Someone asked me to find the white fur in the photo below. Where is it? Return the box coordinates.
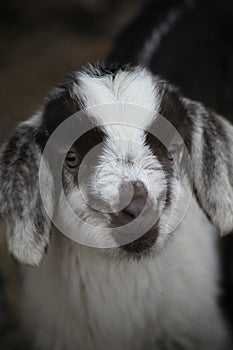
[21,198,229,350]
[77,67,159,114]
[76,67,160,141]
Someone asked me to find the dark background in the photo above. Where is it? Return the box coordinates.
[0,1,143,348]
[1,1,233,349]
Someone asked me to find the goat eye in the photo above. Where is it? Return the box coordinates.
[167,145,177,160]
[65,151,79,168]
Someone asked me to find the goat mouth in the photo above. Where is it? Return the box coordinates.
[110,211,160,254]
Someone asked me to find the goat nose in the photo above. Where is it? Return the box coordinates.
[120,181,148,219]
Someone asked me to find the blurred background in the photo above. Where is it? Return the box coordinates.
[0,1,144,348]
[1,0,233,349]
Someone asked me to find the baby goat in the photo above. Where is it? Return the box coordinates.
[0,63,232,350]
[1,1,233,349]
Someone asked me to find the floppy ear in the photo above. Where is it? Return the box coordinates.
[0,115,54,266]
[184,98,233,234]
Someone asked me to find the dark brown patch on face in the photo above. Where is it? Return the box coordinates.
[42,73,107,194]
[62,125,106,191]
[122,227,159,255]
[145,83,193,208]
[145,132,174,208]
[43,74,81,135]
[158,82,188,137]
[69,126,106,188]
[42,72,107,156]
[74,126,106,160]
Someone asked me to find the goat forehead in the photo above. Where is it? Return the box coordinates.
[74,68,160,132]
[101,137,154,164]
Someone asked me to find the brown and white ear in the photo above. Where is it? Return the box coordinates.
[0,115,54,266]
[185,99,233,234]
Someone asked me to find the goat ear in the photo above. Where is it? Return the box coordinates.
[185,99,233,234]
[0,116,54,266]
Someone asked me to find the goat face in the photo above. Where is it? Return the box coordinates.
[1,63,233,265]
[41,64,190,258]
